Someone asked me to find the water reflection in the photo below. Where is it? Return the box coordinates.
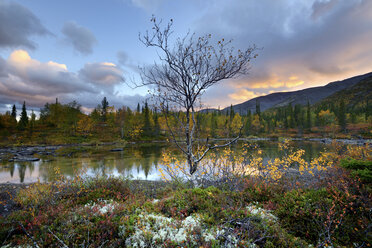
[0,141,330,183]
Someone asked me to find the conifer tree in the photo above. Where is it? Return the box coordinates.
[153,112,160,137]
[11,104,17,122]
[143,102,152,136]
[244,110,252,136]
[229,104,235,121]
[29,110,36,134]
[288,103,294,128]
[256,99,261,117]
[338,99,346,132]
[365,99,370,121]
[210,112,218,137]
[18,101,28,130]
[306,100,311,130]
[101,97,109,122]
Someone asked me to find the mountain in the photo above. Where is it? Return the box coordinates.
[222,72,372,114]
[318,74,372,109]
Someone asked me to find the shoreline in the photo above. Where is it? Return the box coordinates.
[0,137,370,163]
[0,136,370,149]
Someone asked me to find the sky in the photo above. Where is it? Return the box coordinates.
[0,0,372,114]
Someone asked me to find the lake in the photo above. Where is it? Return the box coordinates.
[0,140,334,183]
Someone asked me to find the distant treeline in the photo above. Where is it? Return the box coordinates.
[0,96,371,144]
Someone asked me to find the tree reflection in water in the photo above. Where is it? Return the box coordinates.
[0,141,328,183]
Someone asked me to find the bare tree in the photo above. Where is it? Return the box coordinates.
[139,17,257,179]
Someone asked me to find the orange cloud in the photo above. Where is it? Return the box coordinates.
[8,50,68,72]
[236,75,305,90]
[228,89,264,101]
[286,80,304,88]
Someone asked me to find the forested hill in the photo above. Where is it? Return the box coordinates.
[318,75,372,110]
[220,72,372,114]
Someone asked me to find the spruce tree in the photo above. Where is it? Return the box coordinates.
[256,99,261,116]
[11,104,17,121]
[101,97,109,122]
[306,100,311,130]
[229,104,235,121]
[338,99,346,132]
[244,110,252,136]
[365,99,370,121]
[143,102,152,137]
[210,112,218,137]
[30,110,36,134]
[153,112,160,137]
[18,101,28,130]
[288,103,294,128]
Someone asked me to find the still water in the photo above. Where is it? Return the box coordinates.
[0,141,331,183]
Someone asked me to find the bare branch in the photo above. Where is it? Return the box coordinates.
[138,17,257,177]
[196,125,243,164]
[48,229,68,248]
[18,222,40,248]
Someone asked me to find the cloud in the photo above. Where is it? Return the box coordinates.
[0,0,50,49]
[194,0,372,107]
[79,62,125,90]
[0,50,129,110]
[0,50,92,106]
[228,89,264,102]
[62,21,97,55]
[64,92,147,111]
[237,76,305,90]
[0,56,7,77]
[117,51,129,65]
[129,0,165,12]
[116,50,140,73]
[312,0,339,20]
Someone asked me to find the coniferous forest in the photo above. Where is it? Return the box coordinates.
[0,93,371,145]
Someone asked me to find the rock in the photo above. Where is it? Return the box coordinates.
[110,148,124,152]
[10,157,40,162]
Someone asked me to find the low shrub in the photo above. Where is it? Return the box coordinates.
[340,158,372,183]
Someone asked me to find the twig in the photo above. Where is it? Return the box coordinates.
[18,222,40,248]
[98,240,108,248]
[48,228,69,248]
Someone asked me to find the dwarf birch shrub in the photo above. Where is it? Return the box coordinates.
[159,140,336,187]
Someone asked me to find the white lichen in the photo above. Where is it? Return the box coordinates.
[121,212,221,247]
[84,199,117,215]
[246,203,277,222]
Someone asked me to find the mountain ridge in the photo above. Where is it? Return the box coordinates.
[214,72,372,114]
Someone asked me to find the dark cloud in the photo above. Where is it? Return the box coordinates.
[62,21,97,55]
[196,0,372,106]
[0,0,50,49]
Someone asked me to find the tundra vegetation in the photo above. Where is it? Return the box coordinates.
[0,141,371,247]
